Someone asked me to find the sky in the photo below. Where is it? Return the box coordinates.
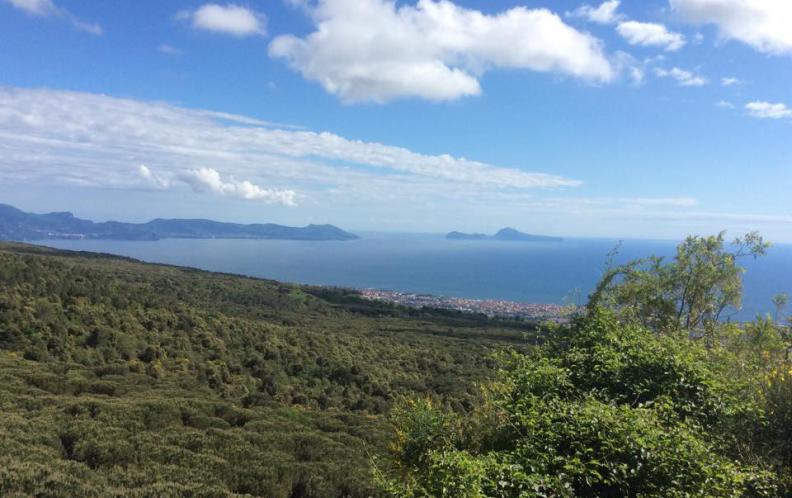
[0,0,790,241]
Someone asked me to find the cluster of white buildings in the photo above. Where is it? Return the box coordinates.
[359,289,572,320]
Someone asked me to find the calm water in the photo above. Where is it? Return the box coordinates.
[35,234,792,321]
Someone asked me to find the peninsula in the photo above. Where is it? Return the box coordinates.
[0,203,359,241]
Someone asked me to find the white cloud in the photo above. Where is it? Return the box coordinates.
[745,101,792,119]
[569,0,624,24]
[4,0,56,15]
[140,164,296,205]
[178,168,297,205]
[70,19,102,35]
[269,0,615,103]
[158,44,183,56]
[138,165,170,188]
[670,0,792,55]
[4,0,102,34]
[616,21,686,51]
[612,51,647,84]
[180,3,266,37]
[654,67,708,86]
[721,76,740,86]
[716,100,735,108]
[0,87,581,212]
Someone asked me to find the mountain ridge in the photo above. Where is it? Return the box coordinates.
[0,203,359,241]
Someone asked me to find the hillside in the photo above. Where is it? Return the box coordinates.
[0,242,530,497]
[0,204,359,241]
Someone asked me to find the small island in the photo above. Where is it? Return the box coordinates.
[0,203,359,242]
[446,227,562,242]
[446,231,488,240]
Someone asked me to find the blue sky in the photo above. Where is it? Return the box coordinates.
[0,0,790,240]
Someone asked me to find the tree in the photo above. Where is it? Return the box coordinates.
[772,293,789,323]
[379,310,778,497]
[588,232,769,333]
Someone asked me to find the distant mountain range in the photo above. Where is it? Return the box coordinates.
[0,204,359,241]
[446,227,562,242]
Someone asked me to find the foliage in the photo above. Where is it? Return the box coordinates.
[588,231,769,333]
[383,232,792,497]
[0,242,530,497]
[381,310,782,497]
[3,236,790,497]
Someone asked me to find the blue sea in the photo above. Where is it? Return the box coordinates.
[34,233,792,321]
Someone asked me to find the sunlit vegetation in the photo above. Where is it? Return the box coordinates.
[381,233,792,497]
[2,235,790,497]
[0,242,531,497]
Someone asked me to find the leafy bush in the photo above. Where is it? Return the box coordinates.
[381,310,780,497]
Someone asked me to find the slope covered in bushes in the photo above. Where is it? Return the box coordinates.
[0,242,530,497]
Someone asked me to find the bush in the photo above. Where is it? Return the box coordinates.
[381,310,779,497]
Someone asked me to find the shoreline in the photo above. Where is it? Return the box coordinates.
[358,288,575,321]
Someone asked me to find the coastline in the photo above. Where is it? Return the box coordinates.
[359,288,575,321]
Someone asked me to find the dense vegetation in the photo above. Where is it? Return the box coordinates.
[0,242,530,497]
[381,233,792,497]
[2,233,790,497]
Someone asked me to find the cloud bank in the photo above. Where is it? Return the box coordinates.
[0,87,582,208]
[269,0,615,103]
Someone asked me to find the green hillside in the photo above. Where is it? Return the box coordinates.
[3,236,789,498]
[0,242,530,497]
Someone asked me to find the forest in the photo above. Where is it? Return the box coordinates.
[0,241,530,497]
[0,234,790,497]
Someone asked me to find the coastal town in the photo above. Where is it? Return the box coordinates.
[359,288,574,321]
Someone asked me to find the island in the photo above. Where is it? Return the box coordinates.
[446,227,562,242]
[446,231,488,240]
[0,203,359,241]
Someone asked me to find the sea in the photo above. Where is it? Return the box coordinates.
[33,233,792,322]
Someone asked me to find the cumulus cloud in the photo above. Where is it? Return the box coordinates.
[616,21,686,51]
[0,86,582,213]
[670,0,792,55]
[654,67,707,86]
[178,168,297,205]
[745,101,792,119]
[4,0,102,34]
[716,100,735,108]
[269,0,615,103]
[139,164,296,205]
[179,3,266,36]
[569,0,624,24]
[721,76,740,86]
